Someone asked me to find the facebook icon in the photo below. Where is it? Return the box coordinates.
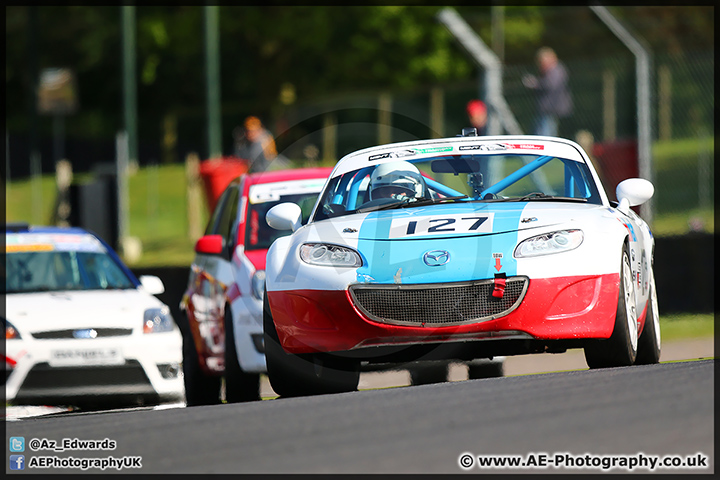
[10,455,25,470]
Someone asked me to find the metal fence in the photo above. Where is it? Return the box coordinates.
[281,48,713,227]
[6,46,712,232]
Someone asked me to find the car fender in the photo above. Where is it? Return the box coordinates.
[265,234,295,289]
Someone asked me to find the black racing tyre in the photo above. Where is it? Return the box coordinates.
[181,312,222,406]
[467,359,505,379]
[408,362,449,386]
[223,307,261,403]
[584,243,639,369]
[635,272,661,365]
[263,289,359,397]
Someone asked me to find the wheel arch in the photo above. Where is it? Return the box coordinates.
[265,235,294,290]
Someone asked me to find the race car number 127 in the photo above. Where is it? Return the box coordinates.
[389,213,494,238]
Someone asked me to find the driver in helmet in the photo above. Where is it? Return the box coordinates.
[369,161,427,202]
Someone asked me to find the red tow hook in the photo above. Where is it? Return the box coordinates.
[492,273,507,299]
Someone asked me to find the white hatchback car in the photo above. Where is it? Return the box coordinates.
[4,224,184,408]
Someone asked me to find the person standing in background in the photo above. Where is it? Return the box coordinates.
[234,116,278,173]
[466,99,488,136]
[522,47,572,137]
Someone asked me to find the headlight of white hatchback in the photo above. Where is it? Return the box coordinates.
[300,243,362,267]
[4,319,22,340]
[514,229,584,258]
[143,306,175,333]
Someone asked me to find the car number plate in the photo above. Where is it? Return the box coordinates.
[49,347,124,366]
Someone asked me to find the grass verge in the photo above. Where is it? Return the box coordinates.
[659,313,714,341]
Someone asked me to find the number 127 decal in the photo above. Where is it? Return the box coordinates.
[388,213,494,238]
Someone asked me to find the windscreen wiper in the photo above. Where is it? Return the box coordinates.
[400,195,469,208]
[480,193,588,203]
[514,192,587,202]
[357,194,471,213]
[356,199,410,213]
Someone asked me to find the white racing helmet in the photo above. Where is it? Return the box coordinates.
[369,161,426,201]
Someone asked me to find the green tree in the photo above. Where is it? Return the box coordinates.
[5,5,713,173]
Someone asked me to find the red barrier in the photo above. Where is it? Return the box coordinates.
[198,157,249,212]
[591,139,639,201]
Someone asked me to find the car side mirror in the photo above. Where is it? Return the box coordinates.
[616,178,654,215]
[266,202,302,232]
[194,234,225,255]
[139,275,165,295]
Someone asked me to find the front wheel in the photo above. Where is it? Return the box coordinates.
[635,272,661,365]
[223,307,261,403]
[181,312,222,406]
[584,244,638,368]
[263,289,359,397]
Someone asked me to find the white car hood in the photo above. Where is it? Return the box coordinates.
[6,289,165,334]
[304,202,609,243]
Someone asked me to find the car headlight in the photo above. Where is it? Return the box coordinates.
[143,306,175,334]
[251,270,266,300]
[4,319,21,340]
[514,229,583,257]
[300,243,362,267]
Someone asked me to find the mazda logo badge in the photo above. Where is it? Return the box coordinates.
[423,250,450,266]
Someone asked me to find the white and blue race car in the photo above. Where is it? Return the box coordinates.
[263,133,660,396]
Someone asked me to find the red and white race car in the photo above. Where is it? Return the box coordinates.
[263,133,660,397]
[179,167,333,405]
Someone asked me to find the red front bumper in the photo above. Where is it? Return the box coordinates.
[267,273,622,355]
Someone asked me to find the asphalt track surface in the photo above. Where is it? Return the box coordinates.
[5,359,714,474]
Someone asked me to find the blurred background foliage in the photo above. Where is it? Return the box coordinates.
[5,5,713,165]
[4,5,715,266]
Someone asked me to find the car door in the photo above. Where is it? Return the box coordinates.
[187,182,241,372]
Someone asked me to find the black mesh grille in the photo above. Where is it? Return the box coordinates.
[349,277,528,326]
[19,361,151,390]
[32,328,133,339]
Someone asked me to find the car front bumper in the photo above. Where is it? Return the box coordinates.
[5,331,184,405]
[267,273,622,355]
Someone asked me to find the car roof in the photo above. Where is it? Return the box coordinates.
[244,166,334,187]
[331,135,588,177]
[5,224,140,286]
[4,224,92,236]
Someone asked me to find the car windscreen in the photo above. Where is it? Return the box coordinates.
[245,191,321,250]
[6,250,135,293]
[313,153,602,221]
